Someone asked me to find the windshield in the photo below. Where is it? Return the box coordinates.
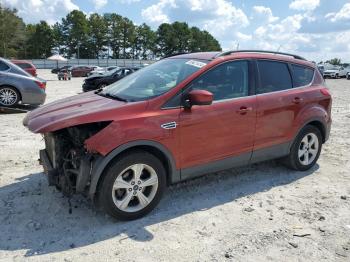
[101,58,208,101]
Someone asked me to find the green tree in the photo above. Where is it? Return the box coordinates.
[88,13,108,58]
[25,21,54,58]
[61,10,89,58]
[133,23,156,59]
[199,30,221,51]
[156,22,221,57]
[0,5,26,58]
[104,13,123,58]
[120,17,135,59]
[327,58,341,65]
[156,23,176,57]
[52,22,66,55]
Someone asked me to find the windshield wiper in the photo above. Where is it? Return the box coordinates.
[99,92,129,102]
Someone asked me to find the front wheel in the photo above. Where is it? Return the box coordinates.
[98,83,107,89]
[283,125,322,171]
[99,150,166,220]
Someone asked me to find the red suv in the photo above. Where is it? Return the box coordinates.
[11,60,37,76]
[71,65,95,77]
[23,50,332,220]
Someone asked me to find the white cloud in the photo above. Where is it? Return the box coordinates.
[119,0,141,3]
[2,0,79,24]
[141,0,177,24]
[92,0,107,10]
[236,32,252,41]
[325,3,350,22]
[142,0,249,37]
[252,6,279,23]
[289,0,320,11]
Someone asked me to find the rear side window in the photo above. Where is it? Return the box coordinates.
[0,61,10,71]
[16,63,32,69]
[257,60,292,94]
[291,64,314,87]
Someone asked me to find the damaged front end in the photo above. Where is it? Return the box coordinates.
[39,122,111,197]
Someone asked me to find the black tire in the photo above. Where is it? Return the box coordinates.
[99,150,166,220]
[283,125,322,171]
[0,86,20,107]
[98,83,107,89]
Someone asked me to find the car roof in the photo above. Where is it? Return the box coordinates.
[169,51,315,68]
[10,59,34,65]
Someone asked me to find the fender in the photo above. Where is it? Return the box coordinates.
[293,116,330,145]
[88,140,180,198]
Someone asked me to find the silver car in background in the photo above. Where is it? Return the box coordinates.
[0,58,46,107]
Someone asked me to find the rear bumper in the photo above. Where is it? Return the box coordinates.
[21,89,46,105]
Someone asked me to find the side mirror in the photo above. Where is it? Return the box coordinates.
[185,89,213,108]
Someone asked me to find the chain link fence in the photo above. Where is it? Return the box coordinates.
[30,59,156,69]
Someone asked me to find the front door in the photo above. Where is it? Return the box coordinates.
[179,60,257,176]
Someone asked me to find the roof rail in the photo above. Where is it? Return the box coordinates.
[214,50,307,61]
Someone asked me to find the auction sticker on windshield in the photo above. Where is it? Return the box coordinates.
[185,60,207,68]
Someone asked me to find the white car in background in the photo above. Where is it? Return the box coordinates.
[323,66,348,78]
[87,66,105,76]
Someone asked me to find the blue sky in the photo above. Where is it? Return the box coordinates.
[2,0,350,61]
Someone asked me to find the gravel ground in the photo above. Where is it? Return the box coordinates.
[0,70,349,261]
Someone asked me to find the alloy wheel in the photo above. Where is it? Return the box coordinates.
[0,88,18,106]
[112,164,159,212]
[298,133,319,166]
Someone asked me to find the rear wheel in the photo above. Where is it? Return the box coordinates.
[283,125,322,171]
[0,86,20,107]
[99,151,166,220]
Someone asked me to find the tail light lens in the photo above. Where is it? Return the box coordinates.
[320,88,330,96]
[35,81,46,90]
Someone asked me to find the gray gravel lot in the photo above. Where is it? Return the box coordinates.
[0,70,349,261]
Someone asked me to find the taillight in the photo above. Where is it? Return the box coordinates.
[320,88,330,96]
[35,81,46,90]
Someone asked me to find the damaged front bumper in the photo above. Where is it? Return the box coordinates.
[39,147,100,198]
[39,149,58,186]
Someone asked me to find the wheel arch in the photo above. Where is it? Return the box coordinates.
[89,140,180,199]
[307,120,326,143]
[295,118,327,145]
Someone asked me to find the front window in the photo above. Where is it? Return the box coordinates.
[101,58,208,101]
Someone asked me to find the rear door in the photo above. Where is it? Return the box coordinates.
[179,60,257,175]
[252,60,314,160]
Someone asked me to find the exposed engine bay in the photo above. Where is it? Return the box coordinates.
[41,122,110,197]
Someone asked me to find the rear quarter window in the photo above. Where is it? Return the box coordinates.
[291,64,314,87]
[16,63,32,69]
[257,60,293,94]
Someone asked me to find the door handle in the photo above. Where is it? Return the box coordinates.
[292,97,303,104]
[237,106,253,115]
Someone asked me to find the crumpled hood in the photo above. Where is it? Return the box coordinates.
[23,91,128,133]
